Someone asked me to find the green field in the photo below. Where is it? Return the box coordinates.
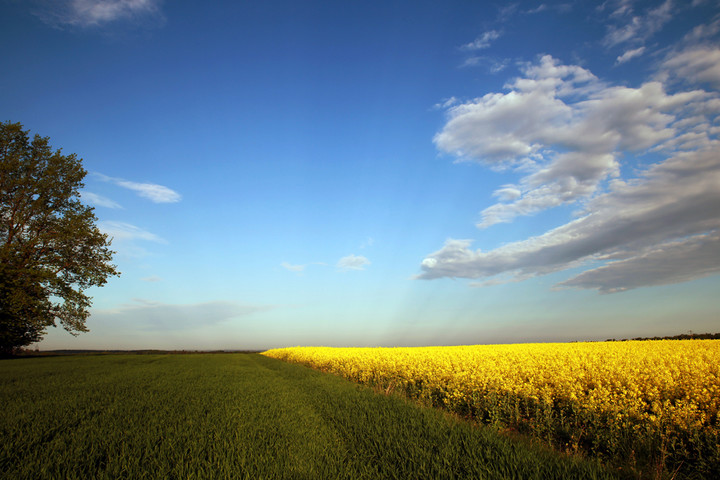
[0,354,619,479]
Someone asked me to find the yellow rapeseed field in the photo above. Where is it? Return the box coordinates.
[263,340,720,476]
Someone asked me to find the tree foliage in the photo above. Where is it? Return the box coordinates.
[0,121,119,354]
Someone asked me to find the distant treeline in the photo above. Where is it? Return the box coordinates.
[7,335,720,358]
[7,349,262,357]
[606,332,720,342]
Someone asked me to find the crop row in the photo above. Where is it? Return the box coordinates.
[263,340,720,478]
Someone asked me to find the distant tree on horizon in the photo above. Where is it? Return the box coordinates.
[0,121,119,355]
[605,332,720,342]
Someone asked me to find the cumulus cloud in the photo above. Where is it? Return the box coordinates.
[93,299,270,330]
[81,191,122,209]
[337,254,370,271]
[97,174,181,203]
[423,53,720,292]
[34,0,163,28]
[434,55,711,228]
[435,56,599,165]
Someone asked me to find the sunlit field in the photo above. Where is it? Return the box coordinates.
[263,340,720,479]
[0,353,617,480]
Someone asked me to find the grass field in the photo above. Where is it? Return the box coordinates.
[0,353,618,479]
[264,341,720,480]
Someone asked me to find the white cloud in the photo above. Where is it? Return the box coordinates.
[98,220,165,243]
[419,146,720,291]
[662,46,720,88]
[525,4,548,14]
[458,30,506,70]
[281,262,306,273]
[461,30,502,50]
[460,57,482,68]
[557,233,720,293]
[435,55,711,228]
[81,191,122,209]
[423,54,720,292]
[337,254,370,271]
[492,185,522,202]
[602,0,674,47]
[460,56,510,73]
[489,59,510,74]
[114,179,181,203]
[40,0,163,27]
[497,4,519,22]
[616,46,646,64]
[433,97,458,109]
[435,56,598,164]
[600,0,633,18]
[683,17,720,42]
[29,0,163,28]
[98,174,181,203]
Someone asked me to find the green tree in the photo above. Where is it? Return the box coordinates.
[0,121,119,354]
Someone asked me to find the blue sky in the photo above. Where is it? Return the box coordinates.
[2,0,719,350]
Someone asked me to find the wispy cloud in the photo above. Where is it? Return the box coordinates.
[423,54,720,292]
[525,4,548,14]
[661,46,720,88]
[115,179,181,203]
[433,97,458,109]
[337,254,370,271]
[283,252,374,274]
[497,2,571,22]
[461,30,502,51]
[460,55,510,73]
[497,3,519,22]
[98,220,165,243]
[35,0,164,28]
[615,46,646,64]
[683,17,720,43]
[458,30,505,70]
[281,262,306,273]
[359,237,375,249]
[97,174,181,203]
[602,0,674,47]
[81,191,122,209]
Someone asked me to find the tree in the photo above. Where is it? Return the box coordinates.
[0,121,119,354]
